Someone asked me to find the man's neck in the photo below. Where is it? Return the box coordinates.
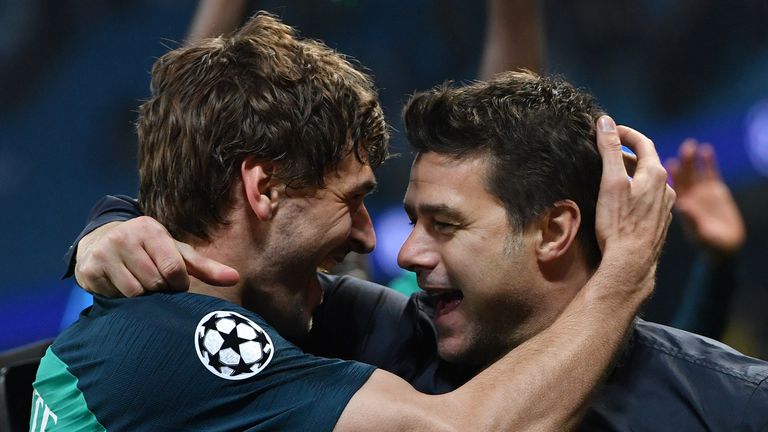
[184,214,260,306]
[496,256,595,361]
[188,277,244,305]
[539,246,595,319]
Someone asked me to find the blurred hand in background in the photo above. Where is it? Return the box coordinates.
[667,139,746,260]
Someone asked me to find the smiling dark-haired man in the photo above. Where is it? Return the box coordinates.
[395,71,768,430]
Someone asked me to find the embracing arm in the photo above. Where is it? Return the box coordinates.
[69,197,237,297]
[335,118,676,431]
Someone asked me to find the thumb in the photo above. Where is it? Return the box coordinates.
[596,115,627,181]
[176,241,240,287]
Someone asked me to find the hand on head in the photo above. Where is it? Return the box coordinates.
[593,115,676,293]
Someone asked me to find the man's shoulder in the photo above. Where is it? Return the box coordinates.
[311,275,469,394]
[631,319,768,385]
[55,292,281,355]
[310,273,412,363]
[87,290,256,321]
[40,292,375,431]
[47,292,297,406]
[582,319,768,431]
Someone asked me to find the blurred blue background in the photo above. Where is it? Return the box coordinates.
[1,0,767,357]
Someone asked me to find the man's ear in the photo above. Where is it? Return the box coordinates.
[535,200,581,263]
[241,156,279,221]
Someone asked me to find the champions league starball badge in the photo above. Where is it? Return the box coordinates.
[194,310,274,380]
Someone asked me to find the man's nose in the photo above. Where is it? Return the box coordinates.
[349,204,376,254]
[397,226,437,272]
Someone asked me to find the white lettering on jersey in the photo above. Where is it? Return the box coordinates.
[30,389,58,432]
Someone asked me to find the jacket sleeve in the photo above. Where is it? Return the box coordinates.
[62,195,143,278]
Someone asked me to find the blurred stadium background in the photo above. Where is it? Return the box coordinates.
[1,0,767,358]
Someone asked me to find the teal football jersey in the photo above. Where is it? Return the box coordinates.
[32,292,375,431]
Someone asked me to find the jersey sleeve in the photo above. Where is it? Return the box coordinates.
[62,195,143,278]
[38,293,375,431]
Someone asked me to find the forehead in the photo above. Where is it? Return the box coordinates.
[404,152,503,213]
[325,151,377,192]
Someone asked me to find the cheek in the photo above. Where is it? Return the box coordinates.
[445,239,531,313]
[325,214,353,241]
[443,237,508,289]
[309,204,352,239]
[328,206,354,230]
[321,217,359,256]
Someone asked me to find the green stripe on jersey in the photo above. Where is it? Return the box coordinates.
[30,347,106,432]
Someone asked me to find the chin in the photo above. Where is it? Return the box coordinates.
[438,334,502,368]
[437,337,470,364]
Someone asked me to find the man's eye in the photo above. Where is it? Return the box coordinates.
[433,220,457,232]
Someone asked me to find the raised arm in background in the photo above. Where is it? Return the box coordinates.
[667,139,746,339]
[186,0,251,43]
[479,0,544,79]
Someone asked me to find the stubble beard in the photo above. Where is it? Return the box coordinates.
[438,320,508,369]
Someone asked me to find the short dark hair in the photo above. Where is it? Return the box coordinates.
[404,70,604,268]
[137,12,389,241]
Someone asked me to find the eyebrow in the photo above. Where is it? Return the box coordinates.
[403,202,465,222]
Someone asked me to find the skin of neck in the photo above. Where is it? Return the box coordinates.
[534,242,596,327]
[185,203,262,306]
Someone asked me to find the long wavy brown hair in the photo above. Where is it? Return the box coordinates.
[137,12,389,241]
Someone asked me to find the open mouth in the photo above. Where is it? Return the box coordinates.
[318,251,351,273]
[429,289,464,319]
[317,255,346,274]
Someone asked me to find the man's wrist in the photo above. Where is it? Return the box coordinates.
[63,195,143,278]
[584,258,655,309]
